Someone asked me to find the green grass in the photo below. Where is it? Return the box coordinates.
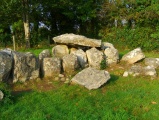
[1,76,159,120]
[0,48,159,120]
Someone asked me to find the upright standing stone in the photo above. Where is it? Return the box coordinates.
[41,57,61,77]
[86,48,103,69]
[12,52,39,83]
[121,48,145,64]
[62,54,79,74]
[39,49,51,62]
[52,45,69,58]
[101,42,115,50]
[104,47,119,65]
[0,51,12,82]
[72,49,88,68]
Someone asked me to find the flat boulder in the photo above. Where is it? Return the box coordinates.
[52,45,69,58]
[121,48,145,64]
[145,58,159,68]
[123,65,157,77]
[86,48,103,69]
[71,67,110,90]
[0,90,4,101]
[12,52,39,83]
[53,33,101,47]
[41,57,61,77]
[62,54,79,74]
[0,51,12,82]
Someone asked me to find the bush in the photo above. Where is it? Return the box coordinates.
[100,55,107,70]
[0,83,13,106]
[99,27,159,51]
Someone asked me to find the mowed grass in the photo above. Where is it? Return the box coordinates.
[0,48,159,120]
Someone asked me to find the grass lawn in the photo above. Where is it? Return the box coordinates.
[0,48,159,120]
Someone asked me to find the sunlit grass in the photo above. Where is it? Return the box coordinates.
[0,48,158,120]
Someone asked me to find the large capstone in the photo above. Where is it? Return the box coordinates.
[53,33,101,47]
[12,52,39,83]
[41,57,61,77]
[0,51,12,82]
[121,48,145,64]
[86,48,104,69]
[62,54,79,74]
[71,67,110,90]
[52,45,69,58]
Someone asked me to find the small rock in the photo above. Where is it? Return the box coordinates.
[123,71,129,77]
[59,74,65,78]
[54,77,59,81]
[60,78,66,82]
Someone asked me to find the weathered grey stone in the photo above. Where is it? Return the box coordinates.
[101,42,115,50]
[145,58,159,68]
[121,48,145,64]
[70,48,78,54]
[123,65,157,77]
[62,54,79,73]
[72,49,88,68]
[104,47,119,65]
[71,67,110,90]
[12,52,39,83]
[53,33,101,47]
[0,90,4,101]
[39,49,51,61]
[0,51,12,82]
[52,45,69,58]
[86,48,103,69]
[42,57,61,77]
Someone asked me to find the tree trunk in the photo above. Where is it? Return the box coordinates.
[12,34,16,51]
[23,0,30,48]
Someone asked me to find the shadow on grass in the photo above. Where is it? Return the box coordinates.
[99,74,119,89]
[11,89,33,99]
[107,74,119,84]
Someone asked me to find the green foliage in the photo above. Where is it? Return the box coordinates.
[0,73,159,119]
[100,55,107,70]
[100,27,159,51]
[0,83,13,106]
